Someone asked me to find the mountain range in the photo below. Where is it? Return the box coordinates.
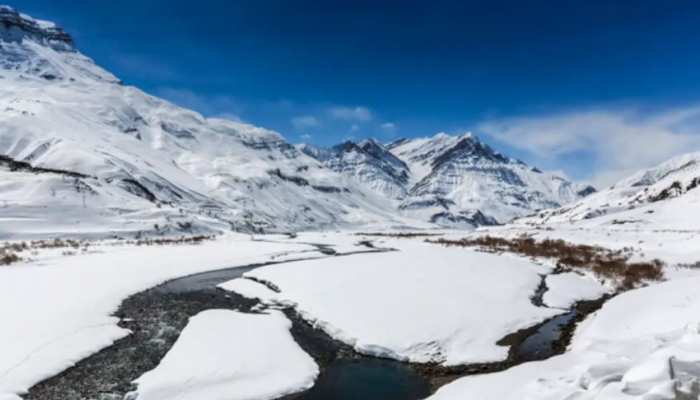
[0,5,609,237]
[299,133,596,227]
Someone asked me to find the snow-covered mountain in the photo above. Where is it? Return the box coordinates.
[520,152,700,230]
[298,139,410,199]
[303,133,595,226]
[0,6,595,237]
[0,6,411,238]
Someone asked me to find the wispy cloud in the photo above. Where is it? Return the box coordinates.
[155,87,243,121]
[479,105,700,188]
[214,112,243,122]
[380,122,397,135]
[291,115,320,131]
[329,106,373,122]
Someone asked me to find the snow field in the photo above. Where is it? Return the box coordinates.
[0,235,309,400]
[429,275,700,400]
[221,240,562,366]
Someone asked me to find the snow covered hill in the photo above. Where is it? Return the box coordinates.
[0,6,411,238]
[0,5,596,236]
[303,132,595,226]
[520,151,700,230]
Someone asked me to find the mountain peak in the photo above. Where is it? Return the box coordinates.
[431,133,510,169]
[332,140,361,153]
[358,137,381,146]
[0,6,118,83]
[429,131,473,142]
[0,5,73,51]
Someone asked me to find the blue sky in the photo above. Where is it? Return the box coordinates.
[14,0,700,186]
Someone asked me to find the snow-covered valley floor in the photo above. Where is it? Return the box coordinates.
[2,6,700,400]
[221,238,565,366]
[1,229,700,400]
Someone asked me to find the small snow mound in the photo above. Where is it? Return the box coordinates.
[131,309,319,400]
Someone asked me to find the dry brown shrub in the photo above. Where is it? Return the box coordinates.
[356,232,442,238]
[0,250,20,266]
[131,235,214,246]
[427,236,664,289]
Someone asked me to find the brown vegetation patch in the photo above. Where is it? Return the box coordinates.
[30,238,85,249]
[0,239,89,266]
[0,249,21,265]
[427,236,664,289]
[0,235,214,267]
[356,232,442,238]
[128,235,214,246]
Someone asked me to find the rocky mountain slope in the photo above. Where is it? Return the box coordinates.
[519,151,700,230]
[303,133,595,226]
[298,139,410,199]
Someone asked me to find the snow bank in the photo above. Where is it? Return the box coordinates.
[221,277,280,300]
[573,275,700,346]
[0,235,308,400]
[221,241,560,365]
[130,309,318,400]
[428,276,700,400]
[543,272,609,309]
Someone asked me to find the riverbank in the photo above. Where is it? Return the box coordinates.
[25,238,611,399]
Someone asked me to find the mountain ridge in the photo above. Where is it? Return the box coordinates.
[518,151,700,229]
[301,133,596,225]
[0,6,597,237]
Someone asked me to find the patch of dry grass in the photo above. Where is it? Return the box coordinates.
[128,235,214,246]
[29,238,84,249]
[0,239,89,266]
[427,236,664,289]
[0,249,21,266]
[0,235,214,267]
[356,232,442,238]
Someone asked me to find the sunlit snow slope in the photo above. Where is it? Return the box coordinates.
[0,6,409,238]
[520,152,700,230]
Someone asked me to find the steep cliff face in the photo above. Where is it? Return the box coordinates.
[0,5,73,49]
[0,6,117,82]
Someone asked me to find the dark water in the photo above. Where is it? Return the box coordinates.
[159,263,433,400]
[290,359,430,400]
[26,239,593,400]
[155,265,258,293]
[516,311,577,361]
[156,260,581,400]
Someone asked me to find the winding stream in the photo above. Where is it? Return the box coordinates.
[26,239,607,400]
